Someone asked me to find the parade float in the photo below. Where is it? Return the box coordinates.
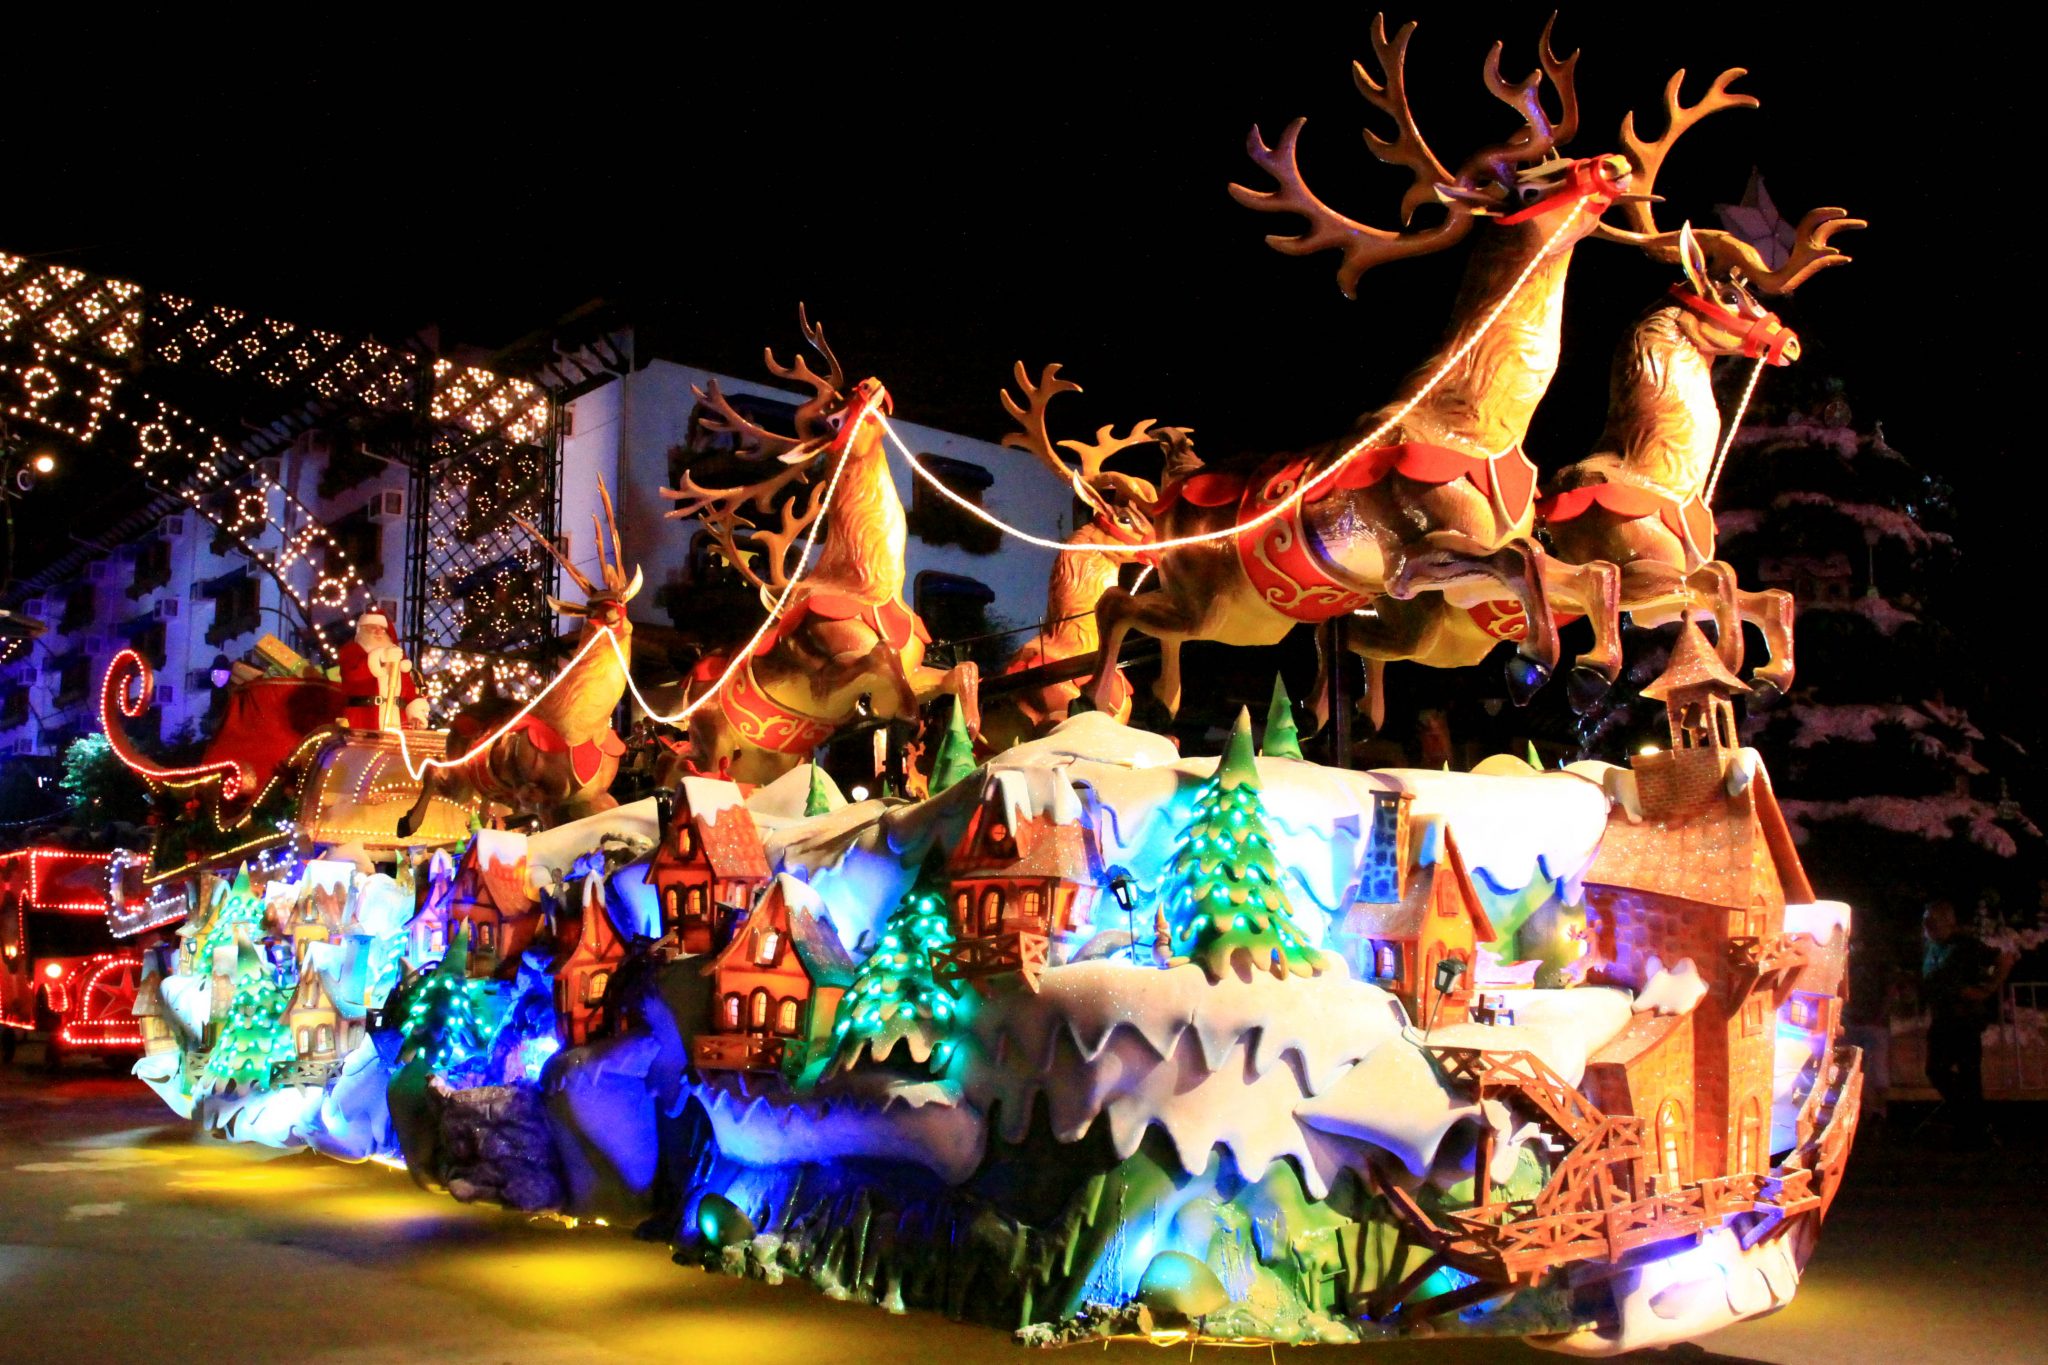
[54,13,1865,1355]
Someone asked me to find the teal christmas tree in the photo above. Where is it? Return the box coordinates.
[828,847,969,1076]
[398,923,492,1073]
[1160,708,1327,981]
[198,866,264,962]
[202,932,296,1094]
[1261,674,1303,760]
[928,699,978,795]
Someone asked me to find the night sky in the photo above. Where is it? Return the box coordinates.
[7,12,2026,677]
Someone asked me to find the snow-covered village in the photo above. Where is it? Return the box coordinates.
[2,11,2041,1365]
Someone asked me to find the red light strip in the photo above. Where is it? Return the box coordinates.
[56,951,146,1048]
[99,651,246,797]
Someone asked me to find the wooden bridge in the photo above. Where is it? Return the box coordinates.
[1365,1042,1863,1322]
[931,930,1049,993]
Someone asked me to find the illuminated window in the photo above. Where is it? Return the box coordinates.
[1656,1099,1687,1188]
[755,930,781,966]
[586,969,611,1007]
[749,989,769,1030]
[686,887,706,923]
[297,1028,311,1053]
[315,1025,333,1054]
[954,891,970,925]
[1373,943,1400,980]
[776,998,799,1035]
[722,994,741,1029]
[674,827,694,858]
[1023,889,1044,925]
[663,887,681,929]
[981,889,1003,933]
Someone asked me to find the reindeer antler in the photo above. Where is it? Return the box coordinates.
[1001,362,1160,514]
[514,512,595,596]
[763,304,845,437]
[1470,15,1582,186]
[1594,69,1861,294]
[1602,68,1758,238]
[1232,14,1586,299]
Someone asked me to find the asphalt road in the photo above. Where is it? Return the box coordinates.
[2,1047,2042,1364]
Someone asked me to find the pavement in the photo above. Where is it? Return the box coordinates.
[1,1045,2043,1364]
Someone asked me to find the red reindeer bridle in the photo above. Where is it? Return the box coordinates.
[1666,285,1798,365]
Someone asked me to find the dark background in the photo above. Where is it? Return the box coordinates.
[3,9,2026,693]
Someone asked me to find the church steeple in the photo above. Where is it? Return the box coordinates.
[1642,615,1749,756]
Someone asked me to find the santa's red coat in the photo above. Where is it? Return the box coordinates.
[338,640,419,730]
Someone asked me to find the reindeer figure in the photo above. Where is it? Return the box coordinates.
[1080,15,1630,718]
[1341,72,1862,722]
[397,478,642,836]
[662,310,982,786]
[981,363,1158,748]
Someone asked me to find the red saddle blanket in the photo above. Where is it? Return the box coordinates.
[508,713,625,786]
[1538,483,1717,564]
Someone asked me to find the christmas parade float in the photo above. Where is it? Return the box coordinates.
[78,13,1865,1356]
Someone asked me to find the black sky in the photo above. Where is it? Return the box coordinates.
[6,11,2028,649]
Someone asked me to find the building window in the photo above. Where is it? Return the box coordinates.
[907,455,1001,554]
[749,989,769,1030]
[1656,1100,1687,1188]
[128,538,173,599]
[586,969,612,1007]
[1742,995,1765,1037]
[475,922,496,952]
[723,993,741,1029]
[315,1025,334,1054]
[754,930,781,967]
[776,998,800,1036]
[913,572,1002,666]
[1022,888,1044,926]
[203,571,262,646]
[297,1028,311,1054]
[674,827,694,859]
[954,891,970,927]
[980,889,1003,934]
[663,886,681,929]
[1373,943,1400,980]
[1737,1096,1763,1173]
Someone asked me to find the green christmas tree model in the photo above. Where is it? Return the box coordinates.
[1160,708,1327,981]
[928,699,978,795]
[398,923,491,1072]
[827,847,969,1076]
[202,932,296,1094]
[804,760,834,817]
[1261,675,1303,760]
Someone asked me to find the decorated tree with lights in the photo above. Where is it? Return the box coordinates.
[827,847,969,1076]
[398,923,492,1074]
[929,700,978,795]
[202,933,296,1094]
[1160,708,1327,981]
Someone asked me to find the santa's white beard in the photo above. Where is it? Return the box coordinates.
[358,628,395,652]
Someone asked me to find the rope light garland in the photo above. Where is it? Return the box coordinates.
[879,197,1594,557]
[1700,352,1767,509]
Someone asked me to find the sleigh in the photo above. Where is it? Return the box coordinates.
[297,727,475,850]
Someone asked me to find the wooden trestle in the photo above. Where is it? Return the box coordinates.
[931,930,1049,993]
[1365,1042,1863,1323]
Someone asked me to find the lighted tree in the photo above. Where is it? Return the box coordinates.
[928,700,978,795]
[1160,708,1327,981]
[202,933,297,1094]
[1261,674,1303,760]
[197,867,264,962]
[398,923,492,1073]
[827,848,969,1075]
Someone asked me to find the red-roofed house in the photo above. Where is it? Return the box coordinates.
[693,874,855,1076]
[646,777,772,955]
[1333,788,1496,1028]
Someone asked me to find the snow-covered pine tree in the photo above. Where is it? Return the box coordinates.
[827,846,968,1076]
[1159,708,1327,981]
[1708,380,2041,916]
[202,931,296,1094]
[1261,674,1304,760]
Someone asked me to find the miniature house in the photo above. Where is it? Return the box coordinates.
[441,831,543,978]
[555,872,630,1047]
[1335,789,1496,1028]
[645,776,772,955]
[692,874,855,1075]
[937,772,1101,989]
[1580,616,1814,1181]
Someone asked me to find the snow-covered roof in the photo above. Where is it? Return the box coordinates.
[527,796,661,874]
[679,776,748,826]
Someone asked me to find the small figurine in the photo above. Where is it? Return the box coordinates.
[339,608,426,731]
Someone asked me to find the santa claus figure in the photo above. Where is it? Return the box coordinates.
[338,609,428,731]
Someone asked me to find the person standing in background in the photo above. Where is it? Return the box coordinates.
[1920,899,2015,1148]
